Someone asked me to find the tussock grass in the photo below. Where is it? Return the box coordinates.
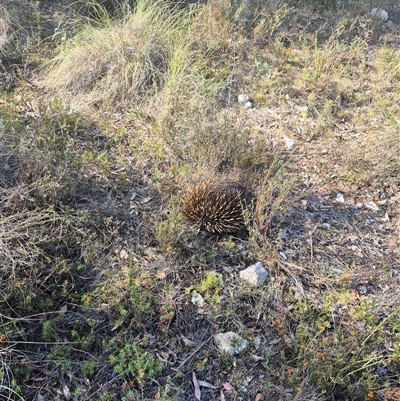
[0,0,47,59]
[0,5,10,53]
[44,0,195,109]
[332,46,400,186]
[344,126,400,186]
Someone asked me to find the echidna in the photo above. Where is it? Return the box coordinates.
[182,180,252,234]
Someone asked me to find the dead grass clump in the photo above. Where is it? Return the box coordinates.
[0,1,45,59]
[0,6,10,53]
[343,126,400,188]
[335,47,400,188]
[251,1,292,41]
[290,291,400,400]
[44,0,192,109]
[0,98,85,211]
[250,157,295,247]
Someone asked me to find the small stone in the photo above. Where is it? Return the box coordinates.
[364,201,379,212]
[295,105,309,116]
[238,94,251,104]
[389,192,400,204]
[214,332,247,355]
[371,8,388,22]
[239,262,269,286]
[119,249,129,259]
[330,267,344,274]
[253,336,261,350]
[191,293,205,308]
[336,193,345,203]
[244,101,253,109]
[285,137,294,150]
[357,284,368,294]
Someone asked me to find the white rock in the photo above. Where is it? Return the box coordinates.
[389,192,400,204]
[214,332,247,355]
[244,101,253,109]
[295,105,309,114]
[191,293,205,308]
[371,8,388,21]
[357,284,368,294]
[119,249,129,259]
[253,336,261,350]
[238,94,251,104]
[239,262,269,286]
[285,137,295,150]
[336,193,345,203]
[364,201,379,212]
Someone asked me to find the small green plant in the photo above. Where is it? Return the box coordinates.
[127,268,157,317]
[42,320,56,342]
[155,196,184,250]
[99,391,113,401]
[109,342,162,385]
[48,346,73,372]
[198,272,224,305]
[253,59,273,78]
[159,304,175,324]
[222,237,236,251]
[81,357,97,377]
[220,351,235,371]
[70,330,96,351]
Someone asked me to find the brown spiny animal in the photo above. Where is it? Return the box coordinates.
[182,180,252,234]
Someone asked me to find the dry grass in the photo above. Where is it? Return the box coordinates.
[0,6,10,53]
[44,0,196,110]
[1,0,400,400]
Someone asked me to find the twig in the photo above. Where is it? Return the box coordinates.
[309,218,322,263]
[174,332,217,371]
